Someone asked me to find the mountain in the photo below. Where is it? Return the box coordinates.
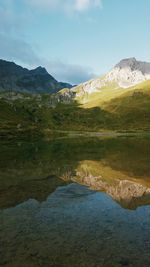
[64,57,150,100]
[105,57,150,88]
[0,59,72,93]
[0,57,150,135]
[52,57,150,131]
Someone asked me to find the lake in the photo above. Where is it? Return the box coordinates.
[0,135,150,267]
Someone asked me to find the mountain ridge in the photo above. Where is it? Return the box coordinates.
[0,57,150,135]
[67,57,150,100]
[0,59,72,94]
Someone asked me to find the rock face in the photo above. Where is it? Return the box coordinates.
[70,57,150,97]
[0,59,72,93]
[106,57,150,88]
[73,173,150,210]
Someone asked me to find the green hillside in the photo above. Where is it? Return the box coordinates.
[74,80,150,130]
[74,80,150,108]
[103,80,150,130]
[0,80,150,137]
[0,96,114,136]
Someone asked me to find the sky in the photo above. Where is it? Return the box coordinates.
[0,0,150,84]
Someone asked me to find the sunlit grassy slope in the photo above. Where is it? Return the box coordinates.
[75,80,150,109]
[0,80,150,136]
[72,80,150,130]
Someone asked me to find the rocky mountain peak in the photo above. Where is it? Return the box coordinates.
[31,66,49,75]
[114,57,150,74]
[105,57,150,88]
[115,57,137,70]
[69,57,150,98]
[0,59,72,93]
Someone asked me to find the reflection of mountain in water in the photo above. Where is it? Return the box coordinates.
[0,175,68,209]
[75,167,150,209]
[0,136,150,209]
[59,159,150,210]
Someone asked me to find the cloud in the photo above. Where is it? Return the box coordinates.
[0,33,96,84]
[24,0,102,13]
[44,60,96,84]
[0,0,98,84]
[74,0,101,11]
[0,33,40,66]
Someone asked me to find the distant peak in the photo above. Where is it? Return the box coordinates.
[114,57,150,74]
[31,66,48,75]
[115,57,137,69]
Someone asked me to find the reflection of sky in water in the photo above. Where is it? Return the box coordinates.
[0,137,150,267]
[1,183,150,267]
[1,137,150,210]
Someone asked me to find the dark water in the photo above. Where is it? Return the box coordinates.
[0,136,150,267]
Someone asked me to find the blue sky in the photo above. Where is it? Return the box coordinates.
[0,0,150,84]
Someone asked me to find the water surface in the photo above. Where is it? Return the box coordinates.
[0,136,150,267]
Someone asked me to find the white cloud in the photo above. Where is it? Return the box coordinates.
[0,0,99,84]
[44,60,96,84]
[0,33,96,84]
[0,33,40,65]
[25,0,102,13]
[74,0,101,11]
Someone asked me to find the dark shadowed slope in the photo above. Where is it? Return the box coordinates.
[0,59,72,94]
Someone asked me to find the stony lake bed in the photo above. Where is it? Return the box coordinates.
[0,134,150,267]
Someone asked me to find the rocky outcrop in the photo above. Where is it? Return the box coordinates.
[69,57,150,98]
[0,59,72,93]
[73,173,150,210]
[105,57,150,88]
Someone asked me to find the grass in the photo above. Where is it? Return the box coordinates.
[73,80,150,131]
[75,80,150,108]
[0,80,150,136]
